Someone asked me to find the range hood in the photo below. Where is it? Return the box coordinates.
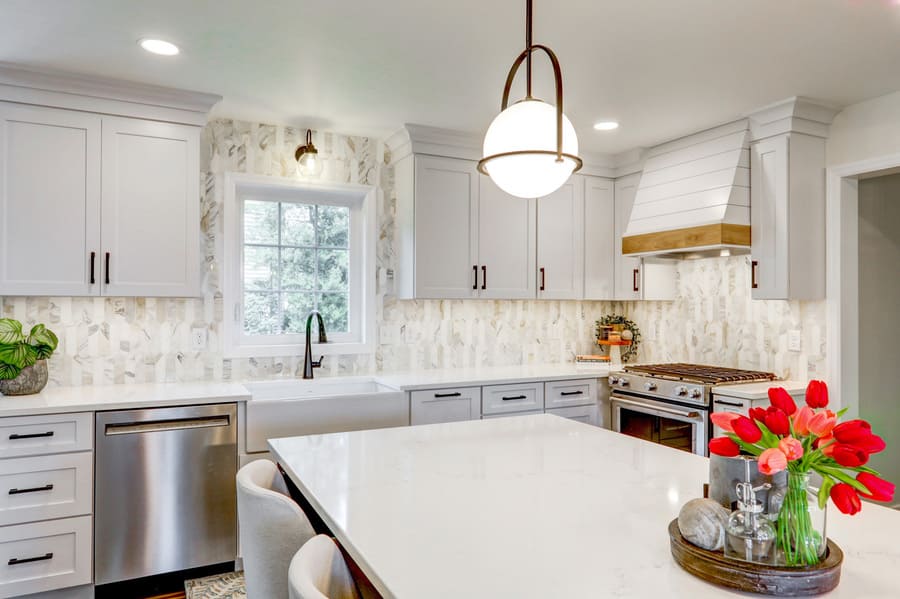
[622,121,751,258]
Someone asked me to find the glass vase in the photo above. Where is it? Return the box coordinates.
[774,471,827,567]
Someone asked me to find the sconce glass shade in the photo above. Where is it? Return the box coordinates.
[295,129,324,177]
[480,99,579,198]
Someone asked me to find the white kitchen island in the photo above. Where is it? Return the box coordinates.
[269,414,900,598]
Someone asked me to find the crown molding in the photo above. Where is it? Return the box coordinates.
[746,96,841,141]
[0,62,221,126]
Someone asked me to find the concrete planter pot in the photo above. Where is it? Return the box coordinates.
[0,360,49,396]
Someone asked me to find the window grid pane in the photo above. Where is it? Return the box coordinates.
[242,200,351,335]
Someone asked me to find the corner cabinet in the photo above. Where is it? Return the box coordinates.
[0,94,207,297]
[749,133,826,300]
[613,174,643,300]
[583,176,615,300]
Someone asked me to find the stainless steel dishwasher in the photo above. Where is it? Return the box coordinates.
[94,403,237,585]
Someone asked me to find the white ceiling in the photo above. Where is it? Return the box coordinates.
[2,0,900,154]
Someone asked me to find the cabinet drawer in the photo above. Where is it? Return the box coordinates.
[545,379,597,409]
[0,413,92,458]
[547,405,599,426]
[0,515,92,598]
[482,382,544,415]
[0,453,93,526]
[482,410,543,420]
[411,387,481,425]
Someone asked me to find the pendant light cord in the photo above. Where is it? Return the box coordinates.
[525,0,533,99]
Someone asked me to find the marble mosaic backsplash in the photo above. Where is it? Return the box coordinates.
[0,119,826,386]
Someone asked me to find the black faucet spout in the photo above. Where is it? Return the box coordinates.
[302,310,327,379]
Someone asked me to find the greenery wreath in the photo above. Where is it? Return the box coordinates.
[595,314,641,363]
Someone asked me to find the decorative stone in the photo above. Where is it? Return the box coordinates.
[678,498,729,551]
[621,329,634,341]
[0,360,49,396]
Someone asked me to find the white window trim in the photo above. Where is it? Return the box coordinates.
[223,172,377,358]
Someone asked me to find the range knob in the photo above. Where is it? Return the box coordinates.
[675,386,688,396]
[609,376,619,385]
[644,382,657,391]
[619,379,630,387]
[689,388,702,399]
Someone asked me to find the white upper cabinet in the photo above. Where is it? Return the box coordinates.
[401,154,478,299]
[0,66,216,297]
[0,103,101,296]
[614,174,643,300]
[750,133,826,300]
[101,117,200,297]
[478,177,536,299]
[583,176,615,300]
[537,176,584,299]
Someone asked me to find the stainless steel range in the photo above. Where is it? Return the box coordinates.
[609,364,777,456]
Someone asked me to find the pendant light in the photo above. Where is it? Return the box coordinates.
[295,129,323,177]
[478,0,582,199]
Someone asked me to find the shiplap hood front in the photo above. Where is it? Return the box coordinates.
[622,121,751,258]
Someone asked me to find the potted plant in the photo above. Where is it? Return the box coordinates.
[0,318,58,396]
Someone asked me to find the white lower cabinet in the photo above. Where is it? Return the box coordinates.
[0,413,93,598]
[481,383,544,415]
[483,410,543,420]
[0,515,92,599]
[411,387,482,425]
[546,405,600,426]
[545,379,598,410]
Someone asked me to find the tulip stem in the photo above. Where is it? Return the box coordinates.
[777,471,821,567]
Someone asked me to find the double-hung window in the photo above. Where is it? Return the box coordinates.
[223,174,375,358]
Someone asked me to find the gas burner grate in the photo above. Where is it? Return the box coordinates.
[623,363,777,384]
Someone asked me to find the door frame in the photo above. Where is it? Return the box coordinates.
[826,152,900,418]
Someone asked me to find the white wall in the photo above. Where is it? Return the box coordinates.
[827,89,900,167]
[857,174,900,489]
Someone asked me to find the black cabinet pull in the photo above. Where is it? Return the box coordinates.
[539,267,545,291]
[105,252,111,285]
[473,265,478,290]
[560,391,584,396]
[9,431,54,440]
[9,484,53,495]
[481,265,487,290]
[751,260,759,289]
[502,395,527,401]
[8,553,53,566]
[434,392,462,398]
[714,399,744,408]
[632,268,640,292]
[90,252,96,284]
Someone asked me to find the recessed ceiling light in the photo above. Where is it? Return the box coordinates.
[138,38,180,56]
[593,121,619,131]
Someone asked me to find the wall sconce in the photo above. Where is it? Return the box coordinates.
[295,129,323,177]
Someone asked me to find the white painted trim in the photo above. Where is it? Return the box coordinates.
[825,152,900,417]
[222,172,376,359]
[0,62,220,126]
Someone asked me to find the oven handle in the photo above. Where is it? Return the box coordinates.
[611,395,702,420]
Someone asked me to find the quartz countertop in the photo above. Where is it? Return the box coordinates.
[0,381,251,417]
[373,363,610,391]
[270,413,900,598]
[714,379,808,400]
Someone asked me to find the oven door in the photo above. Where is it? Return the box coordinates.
[611,393,708,456]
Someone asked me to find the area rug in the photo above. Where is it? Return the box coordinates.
[184,571,245,599]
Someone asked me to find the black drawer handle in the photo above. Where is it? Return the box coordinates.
[502,395,528,401]
[9,431,54,440]
[560,391,584,396]
[714,399,744,408]
[90,251,96,284]
[434,392,462,398]
[105,252,111,285]
[8,553,53,566]
[9,484,54,495]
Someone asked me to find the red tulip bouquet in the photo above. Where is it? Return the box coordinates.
[709,380,894,567]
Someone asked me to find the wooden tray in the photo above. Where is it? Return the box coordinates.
[668,519,843,596]
[597,339,632,346]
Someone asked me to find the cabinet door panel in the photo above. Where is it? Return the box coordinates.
[478,178,536,299]
[537,177,584,299]
[101,117,199,297]
[750,136,789,299]
[614,174,642,300]
[0,103,100,296]
[414,156,478,298]
[410,387,482,425]
[584,177,615,299]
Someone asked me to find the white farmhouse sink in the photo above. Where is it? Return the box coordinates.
[244,377,408,453]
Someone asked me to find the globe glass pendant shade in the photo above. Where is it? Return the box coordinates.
[482,99,579,198]
[297,149,323,177]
